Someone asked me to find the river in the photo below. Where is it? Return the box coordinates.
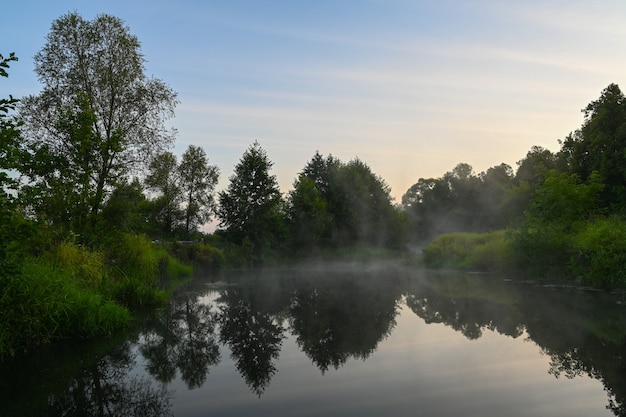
[1,261,625,416]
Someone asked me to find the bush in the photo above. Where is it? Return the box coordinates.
[423,230,513,271]
[106,234,191,306]
[509,223,574,277]
[168,241,225,270]
[569,218,626,288]
[0,258,131,357]
[49,241,105,287]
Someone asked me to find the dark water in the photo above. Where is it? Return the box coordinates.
[2,261,626,417]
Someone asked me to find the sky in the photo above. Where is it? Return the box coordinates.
[4,0,626,202]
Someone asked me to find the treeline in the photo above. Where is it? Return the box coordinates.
[418,83,626,288]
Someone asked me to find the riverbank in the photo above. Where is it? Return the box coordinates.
[422,218,626,289]
[0,234,200,358]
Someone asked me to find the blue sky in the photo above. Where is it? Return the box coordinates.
[4,1,626,201]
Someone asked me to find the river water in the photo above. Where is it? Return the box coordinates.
[1,261,625,416]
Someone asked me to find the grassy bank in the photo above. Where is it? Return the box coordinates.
[423,217,626,289]
[0,234,194,357]
[423,230,514,271]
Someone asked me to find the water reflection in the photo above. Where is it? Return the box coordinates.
[217,286,285,396]
[2,264,626,416]
[288,275,400,372]
[404,271,626,416]
[0,334,173,417]
[45,343,172,417]
[140,292,220,389]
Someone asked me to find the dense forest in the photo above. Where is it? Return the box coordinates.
[2,12,626,356]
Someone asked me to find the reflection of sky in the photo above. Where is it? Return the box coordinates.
[167,303,611,417]
[5,1,626,200]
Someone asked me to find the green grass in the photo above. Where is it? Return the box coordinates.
[423,230,513,271]
[0,234,195,357]
[0,258,131,357]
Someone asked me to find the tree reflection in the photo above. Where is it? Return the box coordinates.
[405,274,525,339]
[404,271,626,416]
[288,278,400,373]
[217,286,285,396]
[140,294,220,389]
[44,342,172,417]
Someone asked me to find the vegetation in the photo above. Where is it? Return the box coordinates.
[423,231,513,271]
[3,11,626,356]
[420,84,626,289]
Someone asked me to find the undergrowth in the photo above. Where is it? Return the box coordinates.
[0,233,194,357]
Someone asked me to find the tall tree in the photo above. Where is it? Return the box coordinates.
[217,142,284,264]
[560,83,626,209]
[18,12,178,230]
[145,152,183,236]
[178,145,219,236]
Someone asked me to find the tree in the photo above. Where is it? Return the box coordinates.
[145,152,183,236]
[287,176,332,251]
[515,146,558,185]
[101,178,149,233]
[0,52,29,278]
[178,145,219,236]
[217,142,284,264]
[332,158,401,247]
[289,153,403,249]
[477,163,515,229]
[18,12,178,230]
[559,83,626,209]
[0,52,20,194]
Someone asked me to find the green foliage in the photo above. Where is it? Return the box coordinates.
[288,176,332,251]
[178,145,219,235]
[560,83,626,210]
[526,170,604,227]
[49,241,105,287]
[0,52,21,193]
[18,12,177,231]
[569,218,626,288]
[217,141,286,265]
[100,178,150,234]
[288,152,404,252]
[145,152,184,236]
[510,170,606,278]
[143,146,220,238]
[168,242,225,270]
[402,162,515,241]
[0,257,132,357]
[106,234,191,306]
[423,230,513,271]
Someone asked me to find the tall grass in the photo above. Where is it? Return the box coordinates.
[0,258,131,357]
[0,234,194,357]
[106,234,192,306]
[423,230,513,271]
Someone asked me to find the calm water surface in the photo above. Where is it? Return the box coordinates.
[2,262,625,416]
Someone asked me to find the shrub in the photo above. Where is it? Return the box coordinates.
[49,241,105,287]
[423,230,513,271]
[106,234,191,306]
[569,218,626,288]
[0,258,131,357]
[169,242,225,269]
